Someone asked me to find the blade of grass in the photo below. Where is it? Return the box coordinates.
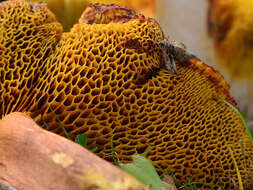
[170,173,183,187]
[110,138,119,166]
[143,147,151,157]
[49,107,70,139]
[228,146,244,190]
[193,183,197,190]
[90,147,98,153]
[221,99,253,144]
[179,181,213,190]
[186,178,194,190]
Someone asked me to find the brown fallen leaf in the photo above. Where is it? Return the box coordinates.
[0,112,148,190]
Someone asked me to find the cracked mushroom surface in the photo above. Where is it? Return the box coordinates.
[0,1,253,189]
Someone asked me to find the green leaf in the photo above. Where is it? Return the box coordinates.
[132,155,161,182]
[119,155,166,190]
[75,134,98,152]
[75,133,88,148]
[154,163,169,179]
[90,147,98,153]
[49,107,71,139]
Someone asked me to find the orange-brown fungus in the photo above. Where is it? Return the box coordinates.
[0,1,253,189]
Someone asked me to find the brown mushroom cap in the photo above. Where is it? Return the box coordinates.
[0,1,253,189]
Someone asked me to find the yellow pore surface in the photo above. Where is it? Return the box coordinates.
[0,1,253,189]
[0,0,62,117]
[209,0,253,80]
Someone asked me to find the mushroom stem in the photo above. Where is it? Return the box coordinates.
[0,112,148,190]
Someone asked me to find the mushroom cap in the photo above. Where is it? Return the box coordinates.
[209,0,253,80]
[1,1,253,189]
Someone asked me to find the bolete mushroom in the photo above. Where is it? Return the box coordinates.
[0,1,252,189]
